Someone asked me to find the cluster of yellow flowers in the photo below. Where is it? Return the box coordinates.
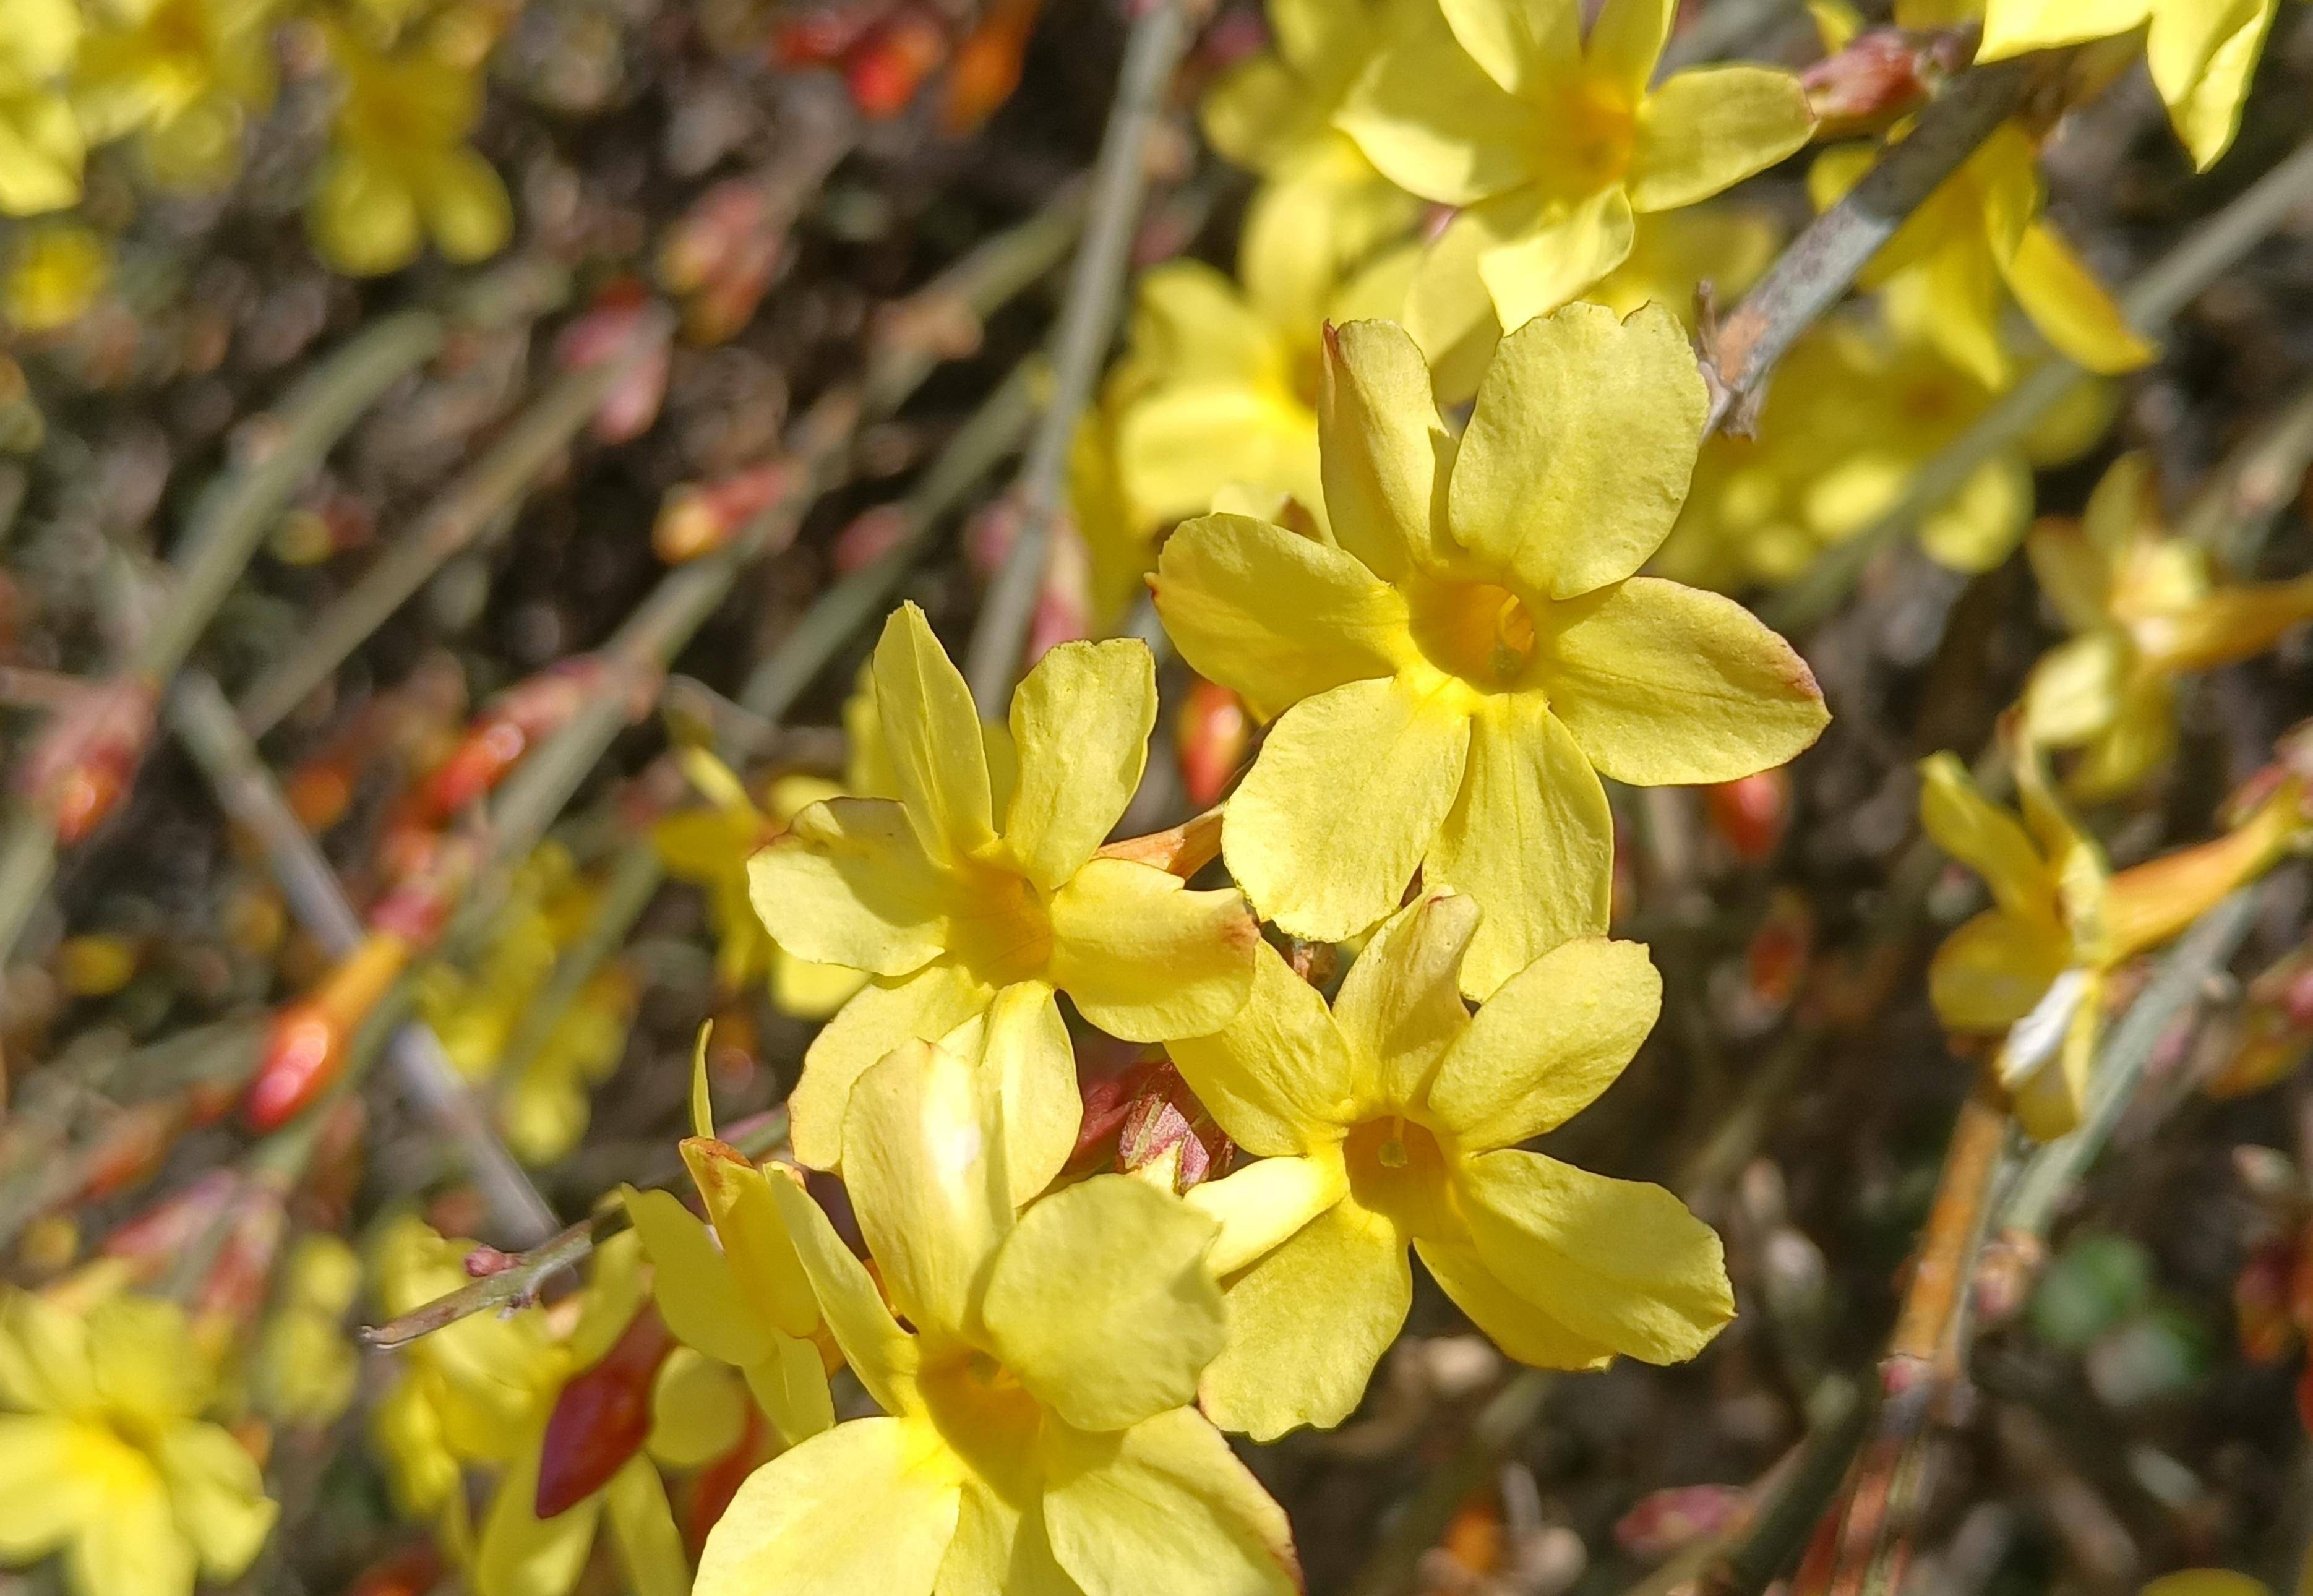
[0,0,515,329]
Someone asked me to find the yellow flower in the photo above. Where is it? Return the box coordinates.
[749,603,1259,1201]
[0,0,85,215]
[4,221,109,330]
[1656,286,2112,586]
[1154,306,1828,998]
[620,1029,837,1447]
[307,27,513,277]
[252,1234,360,1427]
[697,1032,1298,1596]
[1976,0,2278,169]
[369,1217,695,1596]
[1200,0,1425,343]
[1339,0,1813,340]
[1112,219,1411,538]
[1171,891,1730,1439]
[73,0,277,190]
[0,1289,277,1596]
[1920,744,2299,1136]
[1809,121,2150,390]
[416,844,635,1165]
[2023,453,2313,800]
[654,747,869,1018]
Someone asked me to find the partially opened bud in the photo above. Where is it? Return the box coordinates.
[1115,1059,1231,1193]
[1801,27,1962,137]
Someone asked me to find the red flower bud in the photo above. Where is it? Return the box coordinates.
[536,1305,675,1517]
[1704,766,1791,863]
[244,933,412,1131]
[1174,677,1251,809]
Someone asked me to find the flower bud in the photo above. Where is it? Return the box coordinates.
[1704,766,1791,862]
[1175,677,1251,809]
[653,461,792,563]
[536,1305,675,1517]
[19,675,157,843]
[1801,27,1963,137]
[244,933,413,1131]
[1115,1059,1231,1193]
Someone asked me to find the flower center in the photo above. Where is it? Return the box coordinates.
[1405,574,1541,692]
[1342,1115,1454,1237]
[916,1347,1046,1490]
[1540,80,1637,199]
[942,858,1055,987]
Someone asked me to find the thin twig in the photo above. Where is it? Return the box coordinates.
[1703,58,2037,436]
[233,306,674,737]
[1693,1378,1876,1596]
[1764,134,2313,632]
[360,1108,787,1349]
[2177,372,2313,568]
[168,671,561,1246]
[963,0,1189,713]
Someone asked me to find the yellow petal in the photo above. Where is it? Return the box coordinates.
[1222,673,1472,942]
[86,1295,212,1420]
[603,1457,689,1596]
[1320,319,1461,584]
[153,1422,275,1577]
[950,982,1081,1205]
[2148,0,2273,168]
[1475,186,1637,332]
[1003,640,1153,889]
[2141,1573,2275,1596]
[71,1469,193,1596]
[770,951,868,1019]
[743,1331,836,1444]
[2001,222,2153,374]
[1188,1153,1350,1274]
[1449,302,1702,599]
[1456,1148,1733,1363]
[1167,940,1357,1158]
[1428,937,1659,1150]
[841,1037,1011,1342]
[422,144,513,264]
[2024,518,2114,633]
[1587,0,1675,93]
[622,1187,769,1368]
[935,1482,1075,1596]
[787,961,993,1173]
[0,1414,97,1557]
[1334,892,1478,1108]
[1544,576,1829,784]
[1629,66,1814,213]
[308,147,421,277]
[1198,1196,1409,1440]
[1976,0,2150,61]
[647,1347,747,1467]
[1920,454,2035,574]
[1125,259,1281,386]
[764,1167,920,1415]
[1114,382,1321,531]
[1403,213,1503,405]
[981,1175,1224,1433]
[475,1436,601,1596]
[0,97,85,217]
[1200,51,1305,173]
[1916,753,2054,922]
[1441,0,1582,91]
[696,1418,961,1596]
[1152,512,1410,723]
[1046,859,1258,1042]
[749,797,948,976]
[2064,678,2176,803]
[2143,575,2313,672]
[1424,693,1613,999]
[1928,909,2067,1031]
[1042,1407,1300,1596]
[2022,632,2129,747]
[0,1289,95,1412]
[1415,1235,1616,1368]
[873,603,997,864]
[1335,4,1535,205]
[672,1144,819,1346]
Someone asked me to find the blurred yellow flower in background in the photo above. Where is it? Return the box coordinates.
[307,26,512,276]
[3,220,109,330]
[1341,0,1812,350]
[74,0,277,189]
[0,1289,277,1596]
[2022,453,2313,800]
[253,1234,361,1428]
[0,0,87,215]
[700,1032,1298,1596]
[1170,893,1730,1440]
[1156,307,1826,998]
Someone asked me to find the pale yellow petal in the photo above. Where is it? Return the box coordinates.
[71,1470,195,1596]
[742,1330,837,1444]
[981,1175,1224,1433]
[2023,518,2113,634]
[153,1422,275,1577]
[475,1439,601,1596]
[1440,0,1582,93]
[1457,1149,1733,1363]
[2149,0,2273,168]
[1320,319,1459,584]
[0,1414,97,1557]
[1448,302,1703,598]
[764,1167,920,1415]
[1042,1407,1300,1596]
[1167,939,1357,1158]
[1003,640,1154,890]
[423,145,513,264]
[2000,222,2153,374]
[696,1418,961,1596]
[749,797,947,976]
[1222,673,1472,942]
[1629,67,1815,213]
[1199,1196,1409,1440]
[1977,0,2151,59]
[1334,891,1479,1108]
[873,602,997,863]
[2022,632,2128,747]
[1916,753,2053,921]
[1047,859,1258,1042]
[1423,694,1613,1000]
[1114,382,1320,530]
[647,1349,747,1467]
[1587,0,1676,93]
[1428,937,1659,1150]
[1928,909,2067,1032]
[958,982,1081,1205]
[1543,576,1829,783]
[1152,512,1410,722]
[1188,1154,1350,1275]
[1416,1235,1618,1366]
[1336,7,1535,205]
[0,1289,95,1412]
[1475,186,1637,332]
[622,1187,769,1368]
[788,961,993,1173]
